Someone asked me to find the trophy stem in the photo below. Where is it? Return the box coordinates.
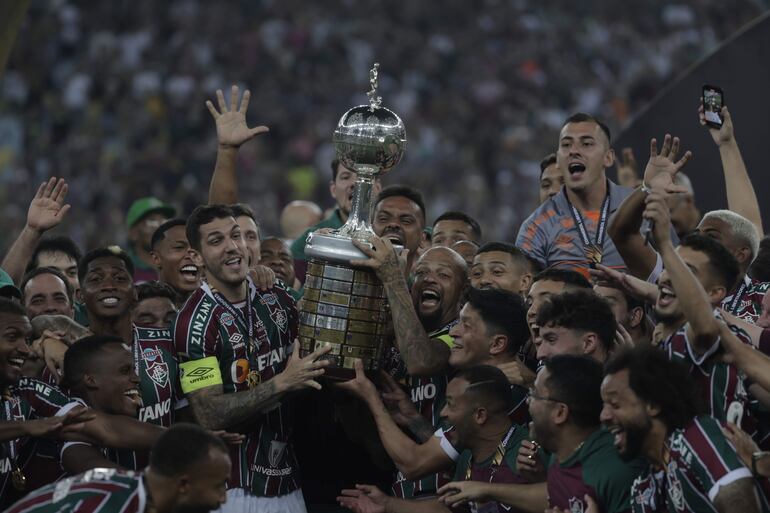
[337,165,378,241]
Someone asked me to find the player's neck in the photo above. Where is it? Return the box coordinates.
[554,424,596,463]
[732,271,748,293]
[207,275,248,303]
[470,419,513,464]
[566,175,607,211]
[89,313,133,343]
[643,421,670,468]
[143,470,171,513]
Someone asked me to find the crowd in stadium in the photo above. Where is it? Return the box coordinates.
[3,2,770,513]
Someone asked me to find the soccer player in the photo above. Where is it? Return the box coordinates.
[150,218,201,303]
[133,281,179,329]
[259,237,301,296]
[21,267,75,319]
[126,197,176,284]
[516,114,638,277]
[602,346,765,512]
[79,246,184,467]
[6,423,231,513]
[525,268,591,347]
[173,204,329,513]
[534,289,617,363]
[431,211,482,248]
[370,185,428,275]
[593,281,651,346]
[537,153,563,204]
[470,242,532,296]
[338,366,531,513]
[27,235,82,298]
[438,355,644,513]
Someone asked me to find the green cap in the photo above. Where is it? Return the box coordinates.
[126,197,176,228]
[0,268,21,299]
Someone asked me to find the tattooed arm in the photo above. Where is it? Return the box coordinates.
[187,345,331,430]
[351,237,450,376]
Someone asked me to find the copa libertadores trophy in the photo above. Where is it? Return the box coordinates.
[299,63,406,380]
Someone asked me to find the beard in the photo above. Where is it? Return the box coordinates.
[619,416,652,462]
[652,305,685,325]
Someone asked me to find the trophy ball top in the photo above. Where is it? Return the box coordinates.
[333,105,406,176]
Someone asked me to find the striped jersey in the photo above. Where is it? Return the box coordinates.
[1,379,76,509]
[72,326,181,471]
[173,278,299,497]
[660,323,754,434]
[6,468,146,513]
[721,275,769,324]
[391,321,456,499]
[453,423,530,513]
[630,415,768,512]
[547,428,645,513]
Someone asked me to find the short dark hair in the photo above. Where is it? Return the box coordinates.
[331,158,342,181]
[150,423,228,477]
[78,247,135,283]
[433,211,482,241]
[374,185,426,224]
[137,281,180,304]
[62,335,126,392]
[0,297,26,317]
[680,233,740,291]
[532,268,591,290]
[539,153,557,174]
[464,287,530,355]
[563,113,611,144]
[543,355,604,428]
[230,203,259,225]
[28,236,82,272]
[186,204,236,251]
[525,255,544,275]
[21,267,74,305]
[536,290,616,352]
[605,346,703,430]
[151,218,187,251]
[476,242,529,270]
[454,365,513,415]
[749,235,770,282]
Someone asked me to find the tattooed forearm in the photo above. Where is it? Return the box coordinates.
[407,415,435,443]
[189,381,282,430]
[383,275,449,377]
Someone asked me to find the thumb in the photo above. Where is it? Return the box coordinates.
[584,494,598,507]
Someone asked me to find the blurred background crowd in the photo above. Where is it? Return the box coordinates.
[0,0,766,249]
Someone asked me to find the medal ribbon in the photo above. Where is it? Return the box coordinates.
[565,181,611,262]
[466,424,517,482]
[2,395,25,489]
[202,279,256,355]
[726,277,749,315]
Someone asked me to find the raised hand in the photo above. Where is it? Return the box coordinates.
[27,177,70,233]
[206,85,269,148]
[335,359,379,402]
[617,147,641,188]
[589,263,658,303]
[350,236,404,284]
[273,342,331,393]
[249,265,276,291]
[642,134,692,193]
[378,370,421,428]
[699,103,734,147]
[642,191,673,249]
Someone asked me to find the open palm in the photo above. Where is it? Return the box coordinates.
[642,134,692,193]
[27,178,70,232]
[207,85,269,147]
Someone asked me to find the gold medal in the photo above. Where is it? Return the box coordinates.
[585,244,603,264]
[11,467,26,491]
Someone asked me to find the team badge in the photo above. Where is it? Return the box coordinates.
[146,361,169,387]
[666,471,685,511]
[220,312,235,327]
[271,309,288,332]
[568,497,585,513]
[268,440,287,468]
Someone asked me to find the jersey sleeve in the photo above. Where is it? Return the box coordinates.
[172,295,222,362]
[684,416,752,502]
[13,379,74,418]
[451,450,472,481]
[515,213,548,266]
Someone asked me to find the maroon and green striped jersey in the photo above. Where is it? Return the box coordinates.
[721,276,769,324]
[173,278,299,497]
[452,423,530,513]
[630,415,769,512]
[660,324,755,435]
[6,468,146,513]
[391,321,456,499]
[1,378,77,509]
[547,428,646,513]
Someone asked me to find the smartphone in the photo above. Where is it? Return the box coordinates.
[702,85,724,128]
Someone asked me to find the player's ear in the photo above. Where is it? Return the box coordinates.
[177,474,192,494]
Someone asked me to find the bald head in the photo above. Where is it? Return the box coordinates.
[280,201,323,240]
[419,246,469,276]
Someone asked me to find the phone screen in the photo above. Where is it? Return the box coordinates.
[703,86,724,127]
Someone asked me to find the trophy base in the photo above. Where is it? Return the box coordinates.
[305,232,368,263]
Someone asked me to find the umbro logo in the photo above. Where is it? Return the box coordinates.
[186,367,214,377]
